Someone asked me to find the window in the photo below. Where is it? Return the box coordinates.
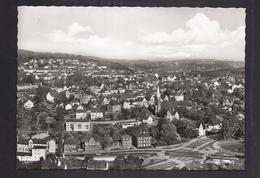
[78,123,82,129]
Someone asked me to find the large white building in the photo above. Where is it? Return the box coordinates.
[17,138,56,162]
[65,120,91,132]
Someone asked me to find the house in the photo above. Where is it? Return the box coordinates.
[205,124,222,133]
[198,124,206,137]
[236,113,245,121]
[85,137,102,152]
[47,139,56,153]
[79,94,92,104]
[107,100,122,113]
[163,95,169,101]
[123,101,131,110]
[65,90,71,98]
[76,105,87,119]
[24,100,34,109]
[64,138,79,153]
[141,98,148,108]
[46,92,55,103]
[65,103,72,110]
[32,145,47,160]
[90,109,104,120]
[132,97,144,107]
[133,134,152,148]
[165,109,180,121]
[65,120,91,132]
[121,135,132,148]
[148,95,156,106]
[142,115,156,125]
[22,135,57,153]
[16,152,34,162]
[102,97,110,105]
[175,95,184,102]
[17,145,47,162]
[17,139,30,153]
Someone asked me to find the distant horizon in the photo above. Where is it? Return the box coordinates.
[18,48,245,63]
[18,7,245,61]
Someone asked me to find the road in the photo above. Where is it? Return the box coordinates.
[64,137,217,157]
[142,136,220,170]
[63,136,242,170]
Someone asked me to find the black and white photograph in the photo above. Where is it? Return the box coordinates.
[16,6,245,170]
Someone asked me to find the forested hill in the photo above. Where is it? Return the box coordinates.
[17,49,132,72]
[18,49,244,74]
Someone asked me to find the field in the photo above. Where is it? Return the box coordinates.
[219,140,245,154]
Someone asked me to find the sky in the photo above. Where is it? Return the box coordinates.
[18,7,245,61]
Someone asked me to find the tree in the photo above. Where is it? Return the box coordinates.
[101,136,113,148]
[34,85,51,103]
[222,114,244,139]
[55,106,65,121]
[110,155,143,170]
[157,118,180,145]
[42,154,58,169]
[23,74,35,84]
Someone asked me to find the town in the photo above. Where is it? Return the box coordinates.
[16,49,245,170]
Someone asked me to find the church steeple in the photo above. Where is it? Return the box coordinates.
[156,85,161,113]
[156,85,161,99]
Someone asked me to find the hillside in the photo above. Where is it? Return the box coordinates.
[18,49,244,75]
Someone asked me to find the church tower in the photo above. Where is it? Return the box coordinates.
[156,85,162,113]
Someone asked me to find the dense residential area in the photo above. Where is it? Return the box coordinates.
[16,50,245,170]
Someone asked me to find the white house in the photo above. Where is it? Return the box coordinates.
[32,146,47,160]
[17,146,47,162]
[65,90,71,98]
[163,95,169,101]
[123,101,131,110]
[142,116,156,125]
[90,111,104,120]
[173,111,180,120]
[65,104,72,110]
[76,105,87,119]
[198,124,206,137]
[167,76,177,82]
[24,100,34,109]
[17,143,30,153]
[148,95,155,106]
[102,98,110,105]
[46,92,54,103]
[206,124,222,132]
[65,121,91,132]
[47,139,56,153]
[175,95,184,102]
[166,110,179,121]
[213,81,219,86]
[142,98,148,108]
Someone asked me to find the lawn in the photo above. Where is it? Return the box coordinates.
[219,140,244,153]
